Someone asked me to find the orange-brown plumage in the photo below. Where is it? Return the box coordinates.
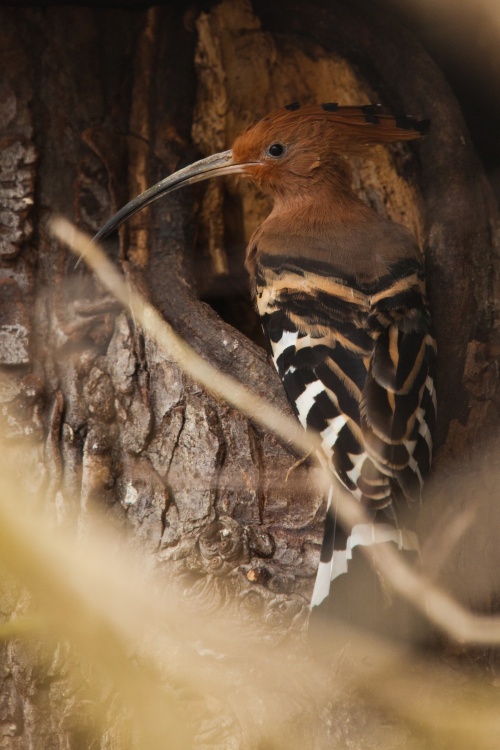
[235,104,428,286]
[232,103,427,201]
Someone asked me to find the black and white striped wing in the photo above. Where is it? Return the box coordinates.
[255,252,436,510]
[362,271,437,503]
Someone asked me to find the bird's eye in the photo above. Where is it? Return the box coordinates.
[266,142,286,158]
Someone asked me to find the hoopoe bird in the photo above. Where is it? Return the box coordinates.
[94,103,436,626]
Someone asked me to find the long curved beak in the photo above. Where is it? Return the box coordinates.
[93,149,251,244]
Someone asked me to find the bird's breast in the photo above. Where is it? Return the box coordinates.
[246,212,422,288]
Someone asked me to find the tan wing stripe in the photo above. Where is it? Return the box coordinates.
[397,337,427,395]
[369,273,422,304]
[325,355,363,400]
[388,324,399,371]
[284,311,371,354]
[262,270,370,307]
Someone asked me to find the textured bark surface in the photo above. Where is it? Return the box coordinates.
[1,0,500,747]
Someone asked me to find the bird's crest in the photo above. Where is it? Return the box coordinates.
[259,102,430,145]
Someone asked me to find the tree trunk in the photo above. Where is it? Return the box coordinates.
[1,0,499,746]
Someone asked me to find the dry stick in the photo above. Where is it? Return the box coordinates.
[51,217,500,645]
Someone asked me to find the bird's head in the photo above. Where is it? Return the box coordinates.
[93,103,429,243]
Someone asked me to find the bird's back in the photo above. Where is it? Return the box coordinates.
[249,215,436,512]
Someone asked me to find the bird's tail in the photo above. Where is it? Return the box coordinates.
[310,486,422,641]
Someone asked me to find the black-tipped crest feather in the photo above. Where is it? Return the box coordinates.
[264,103,429,144]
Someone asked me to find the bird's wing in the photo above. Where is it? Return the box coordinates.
[255,250,436,510]
[362,265,437,503]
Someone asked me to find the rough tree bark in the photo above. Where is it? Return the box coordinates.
[1,0,499,747]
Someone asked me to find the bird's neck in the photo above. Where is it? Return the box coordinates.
[245,182,391,281]
[269,184,374,228]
